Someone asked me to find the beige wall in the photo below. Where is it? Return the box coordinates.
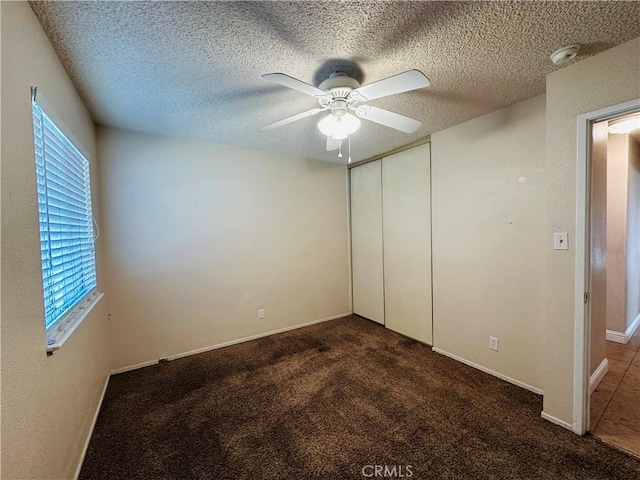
[589,122,608,375]
[626,136,640,332]
[606,134,630,334]
[544,37,640,425]
[1,2,111,479]
[98,127,350,370]
[431,95,546,392]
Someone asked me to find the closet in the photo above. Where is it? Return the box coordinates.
[350,143,432,344]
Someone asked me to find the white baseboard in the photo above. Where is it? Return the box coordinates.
[606,312,640,344]
[541,411,574,432]
[74,374,109,480]
[606,329,627,344]
[431,347,543,395]
[165,313,350,362]
[110,359,159,375]
[111,312,351,375]
[589,358,609,394]
[630,312,640,339]
[623,311,640,341]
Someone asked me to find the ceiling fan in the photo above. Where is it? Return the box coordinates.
[260,69,430,153]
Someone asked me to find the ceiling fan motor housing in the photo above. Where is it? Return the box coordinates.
[318,72,360,99]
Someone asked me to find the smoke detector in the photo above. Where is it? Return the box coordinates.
[550,44,581,65]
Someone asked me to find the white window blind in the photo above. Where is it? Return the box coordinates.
[32,100,97,338]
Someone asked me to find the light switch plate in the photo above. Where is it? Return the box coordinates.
[554,232,568,250]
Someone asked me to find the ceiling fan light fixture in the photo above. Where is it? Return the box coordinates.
[318,113,361,138]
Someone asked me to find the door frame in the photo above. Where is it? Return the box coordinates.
[573,98,640,435]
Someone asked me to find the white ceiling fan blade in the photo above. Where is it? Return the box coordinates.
[260,108,322,130]
[262,73,329,98]
[349,70,430,101]
[355,105,422,133]
[326,136,342,152]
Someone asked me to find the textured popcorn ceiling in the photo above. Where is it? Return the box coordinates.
[30,1,640,163]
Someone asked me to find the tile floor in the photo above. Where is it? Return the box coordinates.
[590,325,640,457]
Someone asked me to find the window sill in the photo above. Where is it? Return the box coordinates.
[46,291,104,355]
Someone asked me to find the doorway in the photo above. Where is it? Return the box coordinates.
[581,106,640,456]
[573,99,640,454]
[574,99,639,436]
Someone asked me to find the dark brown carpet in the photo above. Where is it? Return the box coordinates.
[80,316,640,479]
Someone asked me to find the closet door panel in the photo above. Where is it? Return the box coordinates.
[350,160,385,324]
[382,144,432,343]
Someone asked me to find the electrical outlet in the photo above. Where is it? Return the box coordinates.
[257,308,265,319]
[489,336,499,351]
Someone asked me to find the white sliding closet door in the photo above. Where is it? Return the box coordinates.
[382,144,432,344]
[350,159,385,324]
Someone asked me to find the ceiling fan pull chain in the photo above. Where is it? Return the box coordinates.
[338,141,343,158]
[348,134,352,164]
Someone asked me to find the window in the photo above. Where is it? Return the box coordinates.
[32,100,101,350]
